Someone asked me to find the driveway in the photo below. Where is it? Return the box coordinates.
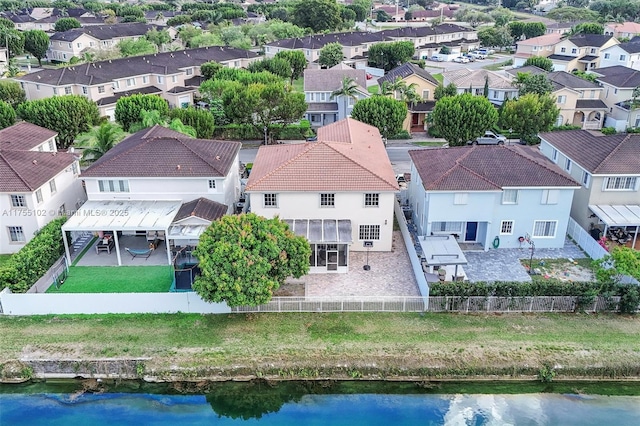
[462,239,588,282]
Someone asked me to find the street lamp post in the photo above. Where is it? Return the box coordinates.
[263,125,268,145]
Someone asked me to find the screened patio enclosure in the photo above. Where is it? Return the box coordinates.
[284,219,352,273]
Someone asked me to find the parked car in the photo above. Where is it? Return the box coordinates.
[467,131,507,145]
[469,51,486,60]
[430,55,444,62]
[463,54,476,62]
[453,56,469,63]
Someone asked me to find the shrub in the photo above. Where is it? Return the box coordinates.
[550,124,581,131]
[601,127,616,135]
[626,127,640,134]
[214,121,311,140]
[0,217,67,293]
[388,130,411,139]
[168,107,215,139]
[428,125,441,137]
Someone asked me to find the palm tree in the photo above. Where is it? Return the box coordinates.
[78,123,124,163]
[379,81,393,96]
[389,77,408,100]
[331,77,360,118]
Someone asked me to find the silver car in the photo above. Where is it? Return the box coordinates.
[468,131,507,145]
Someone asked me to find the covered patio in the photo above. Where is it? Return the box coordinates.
[418,235,468,282]
[62,200,183,266]
[589,204,640,249]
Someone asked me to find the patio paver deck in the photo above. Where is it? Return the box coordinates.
[74,235,171,266]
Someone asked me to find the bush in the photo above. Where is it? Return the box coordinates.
[550,124,582,131]
[427,126,441,137]
[0,217,67,293]
[429,280,604,298]
[168,107,215,139]
[601,127,617,135]
[214,121,311,140]
[626,127,640,134]
[388,130,411,139]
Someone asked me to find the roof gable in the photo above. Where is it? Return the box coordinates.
[0,150,75,192]
[378,62,438,86]
[0,122,57,151]
[303,68,368,92]
[173,197,227,222]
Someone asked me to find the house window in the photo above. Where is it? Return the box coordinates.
[36,84,40,91]
[555,114,564,127]
[10,194,26,208]
[453,193,468,205]
[186,68,193,75]
[320,193,335,207]
[557,95,566,104]
[53,88,58,95]
[8,226,25,243]
[68,43,71,48]
[571,48,577,54]
[432,222,464,233]
[35,189,43,204]
[72,162,78,175]
[582,171,590,188]
[560,47,566,53]
[422,90,429,99]
[565,158,572,172]
[552,148,558,162]
[320,92,326,101]
[502,189,518,204]
[142,76,149,84]
[541,189,559,205]
[533,220,557,238]
[590,48,596,54]
[82,86,88,95]
[48,140,55,151]
[65,87,71,95]
[113,81,120,90]
[126,78,135,87]
[49,179,57,194]
[98,180,130,193]
[500,220,514,235]
[604,53,610,59]
[208,179,216,189]
[98,85,105,93]
[157,76,164,84]
[620,54,626,61]
[364,193,379,207]
[264,193,277,207]
[603,177,637,191]
[172,76,177,83]
[359,224,381,240]
[76,42,81,48]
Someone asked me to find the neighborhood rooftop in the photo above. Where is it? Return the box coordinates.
[18,46,260,86]
[539,130,640,174]
[378,62,438,86]
[246,118,399,192]
[0,150,76,192]
[49,23,163,42]
[0,122,57,151]
[304,67,368,92]
[81,125,241,178]
[593,66,640,88]
[409,145,579,191]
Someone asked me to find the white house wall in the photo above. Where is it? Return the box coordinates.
[249,191,395,251]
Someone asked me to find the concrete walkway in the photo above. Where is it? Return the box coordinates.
[462,239,587,282]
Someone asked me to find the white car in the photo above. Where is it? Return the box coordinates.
[467,131,507,145]
[453,56,469,63]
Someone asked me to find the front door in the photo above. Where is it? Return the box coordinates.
[465,222,478,242]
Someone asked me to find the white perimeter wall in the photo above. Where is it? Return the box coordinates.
[0,288,231,315]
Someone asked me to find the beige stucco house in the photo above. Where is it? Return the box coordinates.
[548,34,619,72]
[513,33,562,68]
[593,65,640,131]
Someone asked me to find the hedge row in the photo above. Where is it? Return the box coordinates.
[213,120,311,140]
[0,217,67,293]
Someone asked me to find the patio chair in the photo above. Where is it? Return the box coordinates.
[125,247,154,259]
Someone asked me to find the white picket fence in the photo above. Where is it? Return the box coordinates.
[231,296,429,313]
[566,217,608,260]
[428,296,620,313]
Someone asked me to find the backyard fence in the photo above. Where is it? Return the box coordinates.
[566,217,608,260]
[428,295,620,313]
[394,199,430,299]
[28,256,68,294]
[231,296,429,313]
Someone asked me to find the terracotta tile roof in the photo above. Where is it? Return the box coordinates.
[539,130,640,174]
[0,150,75,192]
[174,197,227,222]
[81,125,241,178]
[245,118,399,192]
[409,145,578,191]
[0,122,57,151]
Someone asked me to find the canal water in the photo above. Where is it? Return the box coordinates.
[2,381,640,425]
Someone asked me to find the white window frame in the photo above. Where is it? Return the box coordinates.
[565,158,572,172]
[552,148,558,162]
[64,86,71,95]
[557,95,566,104]
[208,179,216,190]
[98,85,105,94]
[604,53,610,59]
[82,86,88,95]
[49,179,57,194]
[172,75,177,83]
[126,78,135,87]
[264,193,277,207]
[602,176,637,191]
[500,220,514,235]
[98,180,130,193]
[48,140,55,151]
[10,194,26,208]
[582,171,590,188]
[8,226,26,243]
[157,76,164,84]
[432,222,464,234]
[532,220,557,238]
[35,189,43,204]
[320,193,335,207]
[502,189,518,205]
[364,193,379,207]
[359,224,381,240]
[453,193,468,205]
[142,76,149,84]
[620,54,626,61]
[540,189,559,205]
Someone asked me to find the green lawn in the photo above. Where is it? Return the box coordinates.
[0,254,12,267]
[412,141,447,147]
[433,73,444,83]
[368,85,379,94]
[46,266,173,293]
[291,77,304,92]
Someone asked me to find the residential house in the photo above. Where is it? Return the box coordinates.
[407,145,579,251]
[62,126,242,266]
[17,46,260,119]
[47,23,174,63]
[592,66,640,131]
[407,7,456,22]
[0,122,85,254]
[442,68,518,105]
[245,118,399,273]
[303,65,370,128]
[377,62,438,134]
[505,67,607,129]
[545,21,582,36]
[599,41,640,71]
[3,7,102,32]
[604,22,640,40]
[375,5,405,21]
[513,33,562,68]
[539,130,640,239]
[548,34,618,72]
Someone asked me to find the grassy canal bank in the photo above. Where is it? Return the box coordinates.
[2,312,640,382]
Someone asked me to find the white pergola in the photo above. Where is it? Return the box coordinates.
[62,200,183,266]
[589,204,640,248]
[418,235,468,280]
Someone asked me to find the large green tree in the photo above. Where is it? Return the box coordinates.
[434,83,458,101]
[275,50,307,84]
[477,26,512,49]
[193,213,311,307]
[54,17,81,32]
[0,100,15,129]
[431,93,498,146]
[115,94,169,132]
[350,96,407,139]
[318,42,344,68]
[201,61,223,81]
[546,6,599,22]
[500,93,559,144]
[146,28,171,51]
[291,0,343,32]
[0,80,25,109]
[118,38,157,57]
[247,57,292,80]
[77,122,125,163]
[16,95,100,149]
[23,30,49,66]
[169,107,216,139]
[367,41,415,72]
[514,72,554,96]
[0,28,24,57]
[523,56,554,72]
